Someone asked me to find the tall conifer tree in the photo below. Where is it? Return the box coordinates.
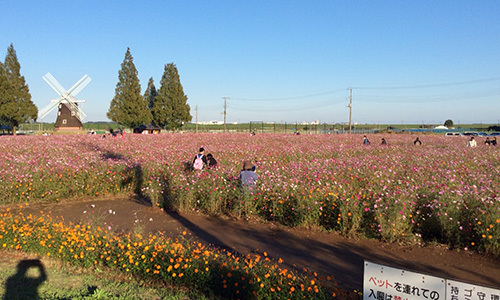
[0,44,37,135]
[0,61,12,124]
[153,63,191,131]
[144,77,157,111]
[107,48,151,129]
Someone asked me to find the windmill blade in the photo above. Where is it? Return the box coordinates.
[42,72,90,122]
[64,96,87,119]
[38,99,63,120]
[43,72,67,96]
[67,74,91,97]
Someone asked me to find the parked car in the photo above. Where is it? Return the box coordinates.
[463,132,478,136]
[445,132,463,136]
[489,132,500,136]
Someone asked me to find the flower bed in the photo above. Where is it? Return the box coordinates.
[0,133,498,255]
[0,208,331,299]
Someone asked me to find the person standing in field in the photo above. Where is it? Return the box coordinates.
[467,137,477,147]
[240,160,258,191]
[193,147,207,170]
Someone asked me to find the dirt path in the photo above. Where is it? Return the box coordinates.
[12,196,500,294]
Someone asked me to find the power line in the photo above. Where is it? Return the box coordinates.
[355,87,500,103]
[227,98,345,112]
[230,88,346,101]
[354,77,500,90]
[194,76,499,121]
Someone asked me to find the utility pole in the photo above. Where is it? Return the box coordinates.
[348,87,353,134]
[222,96,229,132]
[195,105,198,133]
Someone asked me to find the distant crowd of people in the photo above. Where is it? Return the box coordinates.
[361,135,497,147]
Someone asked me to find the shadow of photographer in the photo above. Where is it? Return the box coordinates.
[3,259,47,300]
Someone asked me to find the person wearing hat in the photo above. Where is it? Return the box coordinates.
[240,160,258,191]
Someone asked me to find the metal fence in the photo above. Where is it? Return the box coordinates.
[184,122,381,134]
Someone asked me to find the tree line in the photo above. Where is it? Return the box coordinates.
[0,45,191,134]
[107,47,192,131]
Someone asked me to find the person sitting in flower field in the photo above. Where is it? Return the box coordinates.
[414,137,422,145]
[381,138,387,145]
[240,160,258,191]
[192,147,207,170]
[363,135,370,145]
[206,153,218,169]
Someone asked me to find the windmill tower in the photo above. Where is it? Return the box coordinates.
[38,73,91,131]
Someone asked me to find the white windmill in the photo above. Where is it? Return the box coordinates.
[38,72,91,130]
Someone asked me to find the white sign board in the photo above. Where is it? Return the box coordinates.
[364,261,500,300]
[447,280,500,300]
[364,261,446,300]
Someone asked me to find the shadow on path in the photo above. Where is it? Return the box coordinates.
[159,171,235,253]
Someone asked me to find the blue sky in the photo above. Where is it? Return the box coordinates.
[1,1,499,125]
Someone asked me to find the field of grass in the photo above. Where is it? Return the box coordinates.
[0,250,211,300]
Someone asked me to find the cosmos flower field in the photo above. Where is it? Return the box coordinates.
[1,133,499,256]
